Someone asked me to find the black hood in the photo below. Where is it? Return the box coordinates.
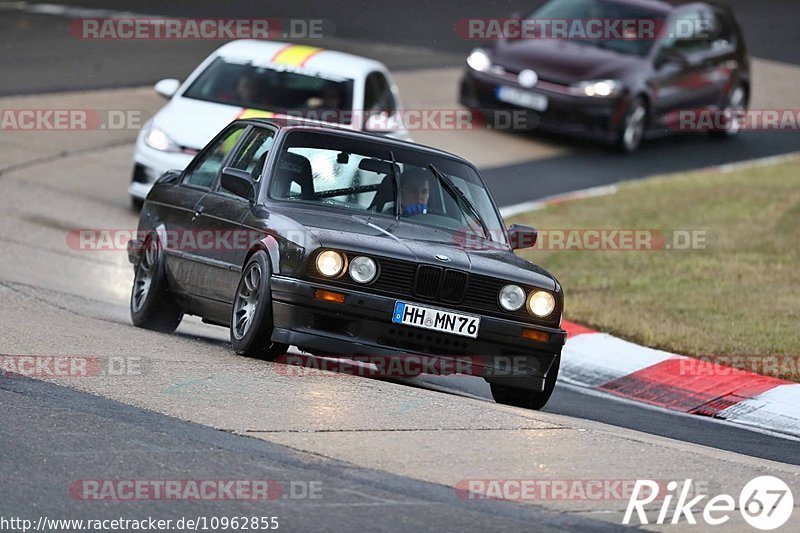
[279,205,558,291]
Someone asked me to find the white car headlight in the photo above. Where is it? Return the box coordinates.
[316,250,345,277]
[144,127,181,152]
[499,284,525,311]
[348,256,377,284]
[527,290,556,317]
[466,48,492,72]
[568,80,623,98]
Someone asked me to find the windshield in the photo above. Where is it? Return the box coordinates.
[182,57,355,123]
[529,0,664,57]
[269,130,507,245]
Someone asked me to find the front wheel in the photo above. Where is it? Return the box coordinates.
[130,235,183,333]
[617,97,648,153]
[490,356,560,410]
[709,83,747,139]
[230,251,289,360]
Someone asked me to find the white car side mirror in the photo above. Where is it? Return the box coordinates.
[154,79,180,99]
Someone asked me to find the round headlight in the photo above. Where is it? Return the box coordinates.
[466,48,491,72]
[527,291,556,317]
[315,250,345,277]
[349,256,377,284]
[498,284,525,311]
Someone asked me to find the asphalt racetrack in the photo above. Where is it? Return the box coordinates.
[1,1,799,530]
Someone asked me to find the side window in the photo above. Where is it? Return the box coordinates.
[364,72,396,113]
[228,128,275,182]
[183,126,246,188]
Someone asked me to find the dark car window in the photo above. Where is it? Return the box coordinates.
[182,57,354,123]
[228,128,276,181]
[364,72,396,113]
[268,130,507,244]
[183,125,246,189]
[527,0,665,57]
[661,10,713,56]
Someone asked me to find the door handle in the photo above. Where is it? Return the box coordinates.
[192,205,205,221]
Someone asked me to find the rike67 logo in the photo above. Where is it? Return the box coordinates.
[624,476,794,529]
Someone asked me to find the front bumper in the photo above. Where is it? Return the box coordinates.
[270,276,565,391]
[459,69,627,143]
[129,139,194,200]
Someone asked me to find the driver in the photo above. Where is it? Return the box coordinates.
[399,167,430,217]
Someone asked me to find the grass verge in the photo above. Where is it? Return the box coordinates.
[511,157,800,380]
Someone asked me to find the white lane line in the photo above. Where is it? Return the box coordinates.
[499,184,618,219]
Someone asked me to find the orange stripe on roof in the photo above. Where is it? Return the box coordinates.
[271,45,323,66]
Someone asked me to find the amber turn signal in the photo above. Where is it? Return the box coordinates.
[522,328,549,343]
[314,289,346,304]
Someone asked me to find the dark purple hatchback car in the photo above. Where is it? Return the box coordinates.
[459,0,750,152]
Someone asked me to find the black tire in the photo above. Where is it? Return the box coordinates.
[130,235,183,333]
[616,97,648,153]
[709,83,747,139]
[131,197,144,210]
[490,355,560,410]
[230,251,289,360]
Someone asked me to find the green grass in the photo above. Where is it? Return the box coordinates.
[511,157,800,379]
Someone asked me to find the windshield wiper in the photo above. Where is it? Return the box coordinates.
[428,164,491,240]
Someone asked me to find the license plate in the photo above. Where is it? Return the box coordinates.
[496,86,548,111]
[392,301,480,339]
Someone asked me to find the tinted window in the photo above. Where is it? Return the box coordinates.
[183,58,354,122]
[229,128,275,180]
[183,126,246,189]
[364,72,396,112]
[662,10,713,55]
[528,0,664,57]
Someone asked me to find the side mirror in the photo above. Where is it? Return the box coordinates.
[221,167,255,202]
[154,78,180,99]
[507,223,538,250]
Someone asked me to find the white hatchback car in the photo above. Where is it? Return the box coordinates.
[130,39,410,207]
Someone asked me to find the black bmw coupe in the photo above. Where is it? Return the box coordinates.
[128,119,566,409]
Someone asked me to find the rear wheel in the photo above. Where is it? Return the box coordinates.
[617,97,647,153]
[230,251,289,360]
[130,235,183,333]
[490,356,560,410]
